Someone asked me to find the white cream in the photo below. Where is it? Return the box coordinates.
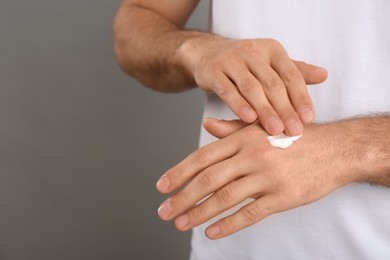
[266,134,302,149]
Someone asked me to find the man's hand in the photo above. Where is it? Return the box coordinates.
[115,1,327,136]
[177,37,328,135]
[155,119,374,239]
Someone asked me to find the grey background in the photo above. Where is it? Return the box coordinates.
[0,0,209,259]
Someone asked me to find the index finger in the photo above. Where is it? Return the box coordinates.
[209,71,258,123]
[271,56,315,124]
[156,135,240,194]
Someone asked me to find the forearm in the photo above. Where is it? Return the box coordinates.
[341,115,390,186]
[113,2,215,92]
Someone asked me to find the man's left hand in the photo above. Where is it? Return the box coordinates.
[156,118,363,239]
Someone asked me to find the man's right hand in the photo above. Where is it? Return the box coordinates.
[176,37,328,136]
[115,1,327,135]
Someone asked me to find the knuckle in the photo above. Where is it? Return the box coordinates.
[278,107,297,119]
[197,169,217,187]
[264,38,282,49]
[190,206,206,220]
[238,39,256,50]
[214,82,233,97]
[172,192,185,208]
[216,186,235,204]
[237,40,263,57]
[282,69,304,83]
[238,81,258,94]
[242,204,263,222]
[264,76,284,91]
[257,106,274,118]
[220,216,236,233]
[190,148,210,167]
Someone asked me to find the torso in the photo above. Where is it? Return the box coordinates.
[191,1,390,259]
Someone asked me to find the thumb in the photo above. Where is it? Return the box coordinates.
[203,117,248,139]
[293,60,328,85]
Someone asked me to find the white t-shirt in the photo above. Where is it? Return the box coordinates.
[190,1,390,259]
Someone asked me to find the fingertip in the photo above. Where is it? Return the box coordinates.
[240,106,257,123]
[203,117,219,125]
[285,118,303,136]
[157,200,173,220]
[156,175,170,193]
[299,106,315,124]
[315,66,328,82]
[205,225,221,239]
[203,117,220,132]
[297,61,328,84]
[265,116,284,135]
[313,64,327,71]
[174,214,190,231]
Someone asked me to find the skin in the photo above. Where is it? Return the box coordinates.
[113,0,328,136]
[114,0,390,239]
[156,117,390,239]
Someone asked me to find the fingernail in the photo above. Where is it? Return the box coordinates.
[285,118,303,136]
[206,226,220,238]
[241,106,257,122]
[175,214,189,229]
[204,117,219,124]
[266,116,284,134]
[156,176,170,192]
[158,200,172,219]
[299,107,315,123]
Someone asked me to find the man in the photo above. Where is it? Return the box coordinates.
[114,1,390,259]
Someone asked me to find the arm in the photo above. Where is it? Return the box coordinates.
[113,0,208,92]
[349,116,390,186]
[113,0,328,136]
[156,116,390,239]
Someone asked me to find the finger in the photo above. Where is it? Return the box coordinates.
[159,157,250,221]
[156,135,239,194]
[203,117,249,139]
[225,65,285,135]
[293,60,328,85]
[272,57,315,125]
[249,61,303,136]
[205,194,278,239]
[174,174,269,231]
[209,71,257,123]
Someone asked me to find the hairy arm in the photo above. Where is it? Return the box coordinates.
[113,0,210,92]
[350,115,390,186]
[155,115,390,238]
[202,115,390,186]
[113,0,328,136]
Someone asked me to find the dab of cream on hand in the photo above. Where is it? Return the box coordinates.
[267,134,302,149]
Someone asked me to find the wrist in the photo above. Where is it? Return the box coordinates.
[308,122,367,185]
[329,117,390,186]
[174,33,225,81]
[345,117,390,185]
